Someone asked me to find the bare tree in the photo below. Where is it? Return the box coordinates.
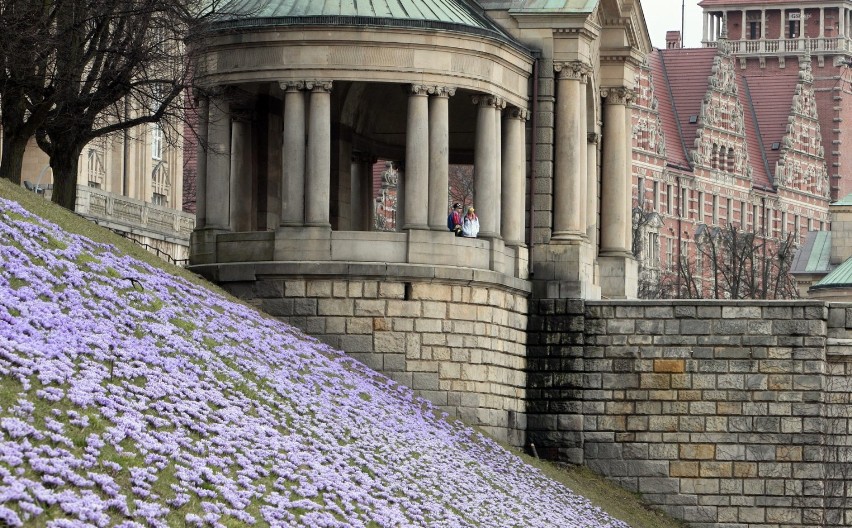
[0,0,212,209]
[0,0,60,184]
[35,0,204,209]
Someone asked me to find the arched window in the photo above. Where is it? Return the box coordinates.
[727,147,735,172]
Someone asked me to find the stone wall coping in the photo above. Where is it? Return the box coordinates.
[585,299,832,307]
[190,261,533,295]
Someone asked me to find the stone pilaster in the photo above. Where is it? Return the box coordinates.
[599,87,637,299]
[229,110,253,232]
[552,61,590,241]
[193,90,209,229]
[205,90,231,231]
[306,81,332,227]
[473,94,505,239]
[502,107,528,246]
[280,81,306,226]
[428,86,455,231]
[404,85,430,230]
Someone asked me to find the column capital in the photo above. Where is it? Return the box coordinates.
[471,94,506,109]
[506,107,530,121]
[601,87,636,106]
[305,80,333,93]
[279,81,306,92]
[409,84,430,96]
[428,85,457,97]
[554,61,591,82]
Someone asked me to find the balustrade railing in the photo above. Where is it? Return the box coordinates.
[705,37,851,56]
[73,185,195,241]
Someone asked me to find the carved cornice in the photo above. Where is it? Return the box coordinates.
[601,87,636,105]
[428,86,457,97]
[554,61,591,82]
[305,81,333,93]
[279,81,306,92]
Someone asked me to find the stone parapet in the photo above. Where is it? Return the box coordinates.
[528,299,852,528]
[192,261,531,447]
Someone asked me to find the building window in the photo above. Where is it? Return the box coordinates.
[151,162,170,207]
[653,181,659,211]
[667,184,673,215]
[698,191,705,223]
[637,177,645,206]
[151,124,163,161]
[712,195,718,225]
[748,21,761,39]
[794,214,800,240]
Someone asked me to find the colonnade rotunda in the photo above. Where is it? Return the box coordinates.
[187,0,650,445]
[189,0,650,301]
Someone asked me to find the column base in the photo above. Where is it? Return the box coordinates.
[598,255,638,299]
[532,240,599,299]
[551,230,587,242]
[403,224,431,231]
[274,226,332,260]
[190,227,230,265]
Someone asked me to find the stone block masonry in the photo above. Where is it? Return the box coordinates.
[222,277,529,447]
[528,300,852,528]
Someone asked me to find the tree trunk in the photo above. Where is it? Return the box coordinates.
[49,146,83,210]
[0,133,28,185]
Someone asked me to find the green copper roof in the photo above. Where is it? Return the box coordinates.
[509,0,599,13]
[812,257,852,290]
[791,231,832,274]
[212,0,492,30]
[833,193,852,206]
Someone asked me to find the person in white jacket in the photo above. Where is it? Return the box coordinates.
[462,207,479,238]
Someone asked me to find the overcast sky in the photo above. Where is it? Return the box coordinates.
[641,0,704,49]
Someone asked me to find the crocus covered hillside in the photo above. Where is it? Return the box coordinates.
[0,196,628,527]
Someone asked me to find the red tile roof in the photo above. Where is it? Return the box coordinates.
[741,73,799,187]
[655,47,718,169]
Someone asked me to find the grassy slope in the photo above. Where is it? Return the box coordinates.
[0,178,686,528]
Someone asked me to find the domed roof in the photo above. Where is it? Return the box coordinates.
[208,0,518,45]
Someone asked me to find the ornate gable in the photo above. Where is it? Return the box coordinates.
[774,55,830,198]
[691,38,751,182]
[632,60,665,157]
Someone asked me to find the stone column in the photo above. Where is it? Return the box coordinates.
[741,10,747,39]
[473,94,503,238]
[428,86,454,231]
[194,91,209,228]
[501,107,527,246]
[586,132,600,244]
[780,8,786,38]
[820,8,825,38]
[205,93,231,230]
[229,111,253,232]
[761,9,766,39]
[552,61,588,241]
[600,87,635,257]
[404,85,430,230]
[280,81,306,226]
[305,81,332,227]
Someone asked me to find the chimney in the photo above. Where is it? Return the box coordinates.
[666,30,683,49]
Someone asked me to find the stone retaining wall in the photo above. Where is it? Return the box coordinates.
[528,300,852,528]
[222,276,529,446]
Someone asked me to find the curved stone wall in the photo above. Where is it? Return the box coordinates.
[193,262,531,447]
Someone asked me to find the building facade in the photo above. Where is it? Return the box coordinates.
[13,120,193,263]
[629,0,850,298]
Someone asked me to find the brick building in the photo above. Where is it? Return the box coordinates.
[631,0,852,297]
